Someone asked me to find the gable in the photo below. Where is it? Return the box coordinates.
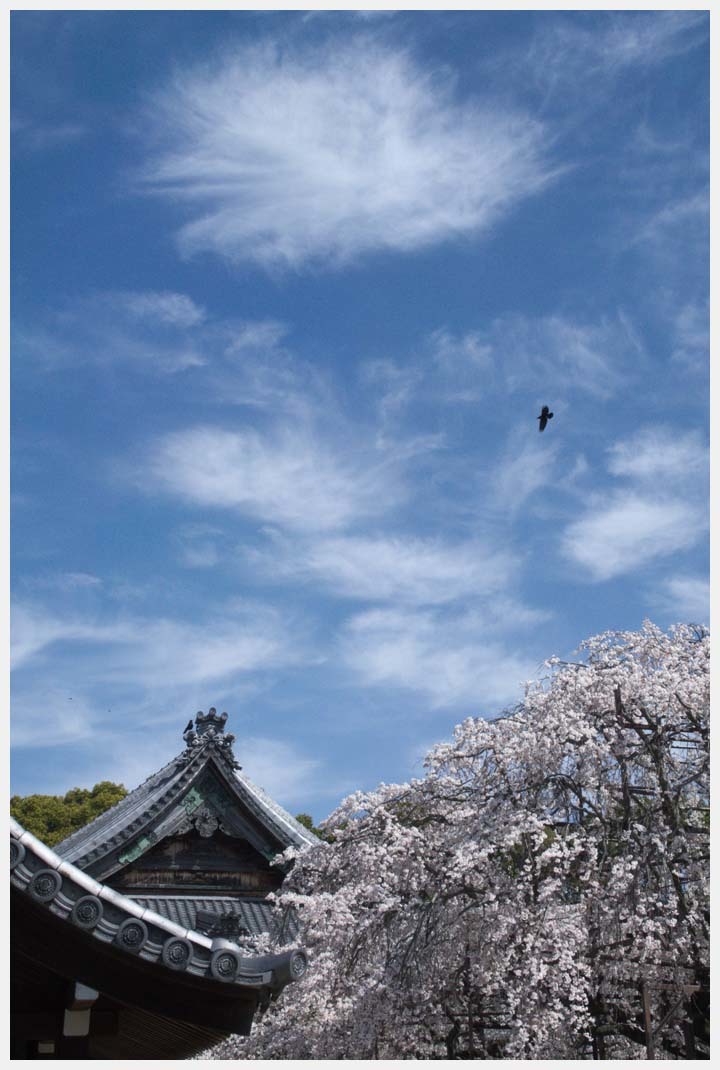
[54,709,320,884]
[110,828,284,897]
[90,764,288,883]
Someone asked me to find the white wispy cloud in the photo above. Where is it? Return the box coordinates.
[11,596,327,803]
[15,290,209,374]
[11,689,103,750]
[11,603,129,670]
[78,735,199,795]
[370,312,639,414]
[593,10,708,67]
[23,571,103,593]
[488,313,639,398]
[120,290,206,328]
[209,321,326,417]
[361,358,424,431]
[560,426,708,581]
[247,532,516,606]
[650,575,709,625]
[338,606,540,710]
[237,738,324,808]
[629,190,708,250]
[12,114,88,153]
[490,427,560,512]
[143,423,422,533]
[224,321,288,354]
[606,427,707,487]
[561,494,703,583]
[494,11,708,314]
[516,11,707,106]
[11,599,302,688]
[15,294,324,421]
[173,523,225,569]
[670,302,709,370]
[427,328,494,401]
[109,616,290,689]
[139,37,555,269]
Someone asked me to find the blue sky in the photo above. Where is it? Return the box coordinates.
[10,9,709,822]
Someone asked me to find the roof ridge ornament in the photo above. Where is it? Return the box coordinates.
[181,708,241,769]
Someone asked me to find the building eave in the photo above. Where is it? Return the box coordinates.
[11,817,308,1014]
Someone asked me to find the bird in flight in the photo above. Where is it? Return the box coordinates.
[537,405,554,432]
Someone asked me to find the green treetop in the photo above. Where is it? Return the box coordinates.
[11,781,128,846]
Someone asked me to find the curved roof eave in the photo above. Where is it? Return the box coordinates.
[11,817,308,994]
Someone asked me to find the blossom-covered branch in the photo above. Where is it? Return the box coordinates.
[206,622,709,1060]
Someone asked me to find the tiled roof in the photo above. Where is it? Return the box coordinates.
[54,755,182,862]
[128,895,297,938]
[54,712,320,867]
[11,818,308,991]
[232,767,320,849]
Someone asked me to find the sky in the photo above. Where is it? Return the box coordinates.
[10,8,709,822]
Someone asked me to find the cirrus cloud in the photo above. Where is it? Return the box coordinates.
[139,37,556,269]
[14,290,208,374]
[650,575,709,625]
[560,494,703,583]
[141,424,427,533]
[560,426,708,582]
[246,532,516,606]
[606,426,708,485]
[338,606,540,710]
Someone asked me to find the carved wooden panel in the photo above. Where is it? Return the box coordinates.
[113,868,280,894]
[111,830,283,896]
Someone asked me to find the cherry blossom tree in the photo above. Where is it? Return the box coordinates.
[207,622,708,1060]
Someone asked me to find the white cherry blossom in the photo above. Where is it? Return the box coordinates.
[206,622,708,1060]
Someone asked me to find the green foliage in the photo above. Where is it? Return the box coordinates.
[295,812,331,841]
[10,781,128,846]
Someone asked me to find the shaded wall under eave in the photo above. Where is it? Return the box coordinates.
[10,818,308,1059]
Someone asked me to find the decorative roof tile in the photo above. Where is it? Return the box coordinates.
[128,895,298,940]
[54,711,320,870]
[10,819,308,992]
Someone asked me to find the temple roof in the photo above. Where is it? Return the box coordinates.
[128,895,299,941]
[10,816,309,1054]
[11,816,308,990]
[54,709,320,877]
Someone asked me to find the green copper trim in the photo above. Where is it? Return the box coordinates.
[183,787,204,815]
[118,832,157,865]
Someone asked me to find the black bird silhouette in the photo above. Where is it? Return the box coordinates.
[537,405,554,432]
[184,719,194,734]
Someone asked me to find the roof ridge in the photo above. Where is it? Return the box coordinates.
[232,767,321,847]
[53,711,321,862]
[54,750,184,855]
